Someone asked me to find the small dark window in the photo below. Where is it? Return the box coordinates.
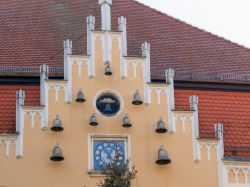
[96,93,120,116]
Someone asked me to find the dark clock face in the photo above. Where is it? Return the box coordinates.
[93,140,125,171]
[96,93,120,116]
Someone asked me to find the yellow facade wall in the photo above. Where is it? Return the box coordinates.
[0,31,221,187]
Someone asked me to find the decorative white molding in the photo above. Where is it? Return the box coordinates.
[47,82,67,103]
[64,39,73,103]
[180,115,187,132]
[87,15,96,77]
[99,0,112,31]
[118,16,127,78]
[23,108,44,129]
[189,95,199,138]
[165,69,175,133]
[0,137,17,158]
[146,86,167,105]
[141,42,151,83]
[172,112,193,133]
[198,141,218,161]
[224,164,250,187]
[15,90,25,158]
[125,59,143,79]
[87,15,95,56]
[102,31,112,64]
[71,56,90,77]
[118,16,127,57]
[40,64,49,129]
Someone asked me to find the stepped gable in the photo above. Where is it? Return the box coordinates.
[175,89,250,158]
[0,86,40,133]
[1,0,250,79]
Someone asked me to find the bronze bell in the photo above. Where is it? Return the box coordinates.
[105,61,112,75]
[155,145,171,165]
[132,90,143,105]
[89,113,98,126]
[76,89,86,103]
[50,144,64,161]
[51,115,64,132]
[122,114,132,128]
[155,117,168,133]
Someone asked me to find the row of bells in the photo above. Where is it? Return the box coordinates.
[50,144,171,165]
[51,114,168,133]
[76,89,143,106]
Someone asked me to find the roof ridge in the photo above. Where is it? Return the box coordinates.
[133,0,250,52]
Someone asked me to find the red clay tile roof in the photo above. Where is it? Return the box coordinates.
[1,0,250,79]
[175,89,250,158]
[0,86,40,133]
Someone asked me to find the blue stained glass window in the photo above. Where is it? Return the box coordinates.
[93,140,125,171]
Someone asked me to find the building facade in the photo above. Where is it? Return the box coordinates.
[0,0,249,187]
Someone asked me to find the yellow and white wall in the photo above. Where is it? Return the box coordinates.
[0,1,249,187]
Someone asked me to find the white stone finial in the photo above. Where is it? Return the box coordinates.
[189,95,198,111]
[166,68,174,84]
[99,0,112,31]
[40,64,48,79]
[87,15,95,31]
[99,0,112,5]
[64,39,72,55]
[64,39,72,80]
[214,123,223,140]
[16,90,25,106]
[118,16,127,29]
[141,42,150,58]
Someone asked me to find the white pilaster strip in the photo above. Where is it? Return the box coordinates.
[40,64,48,129]
[190,95,199,138]
[118,16,127,56]
[87,15,95,77]
[15,90,25,158]
[99,0,112,31]
[118,16,127,78]
[102,31,112,64]
[141,42,151,83]
[64,39,73,103]
[165,69,175,133]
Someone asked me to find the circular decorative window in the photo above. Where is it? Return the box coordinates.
[96,93,121,117]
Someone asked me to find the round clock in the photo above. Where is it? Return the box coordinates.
[94,142,124,169]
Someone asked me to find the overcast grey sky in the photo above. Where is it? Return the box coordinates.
[136,0,250,48]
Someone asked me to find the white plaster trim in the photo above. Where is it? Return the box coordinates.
[141,42,151,83]
[15,107,24,158]
[0,137,17,158]
[64,39,72,103]
[99,0,112,31]
[223,164,250,187]
[71,56,89,77]
[47,82,67,103]
[102,31,112,64]
[92,89,124,117]
[23,108,43,129]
